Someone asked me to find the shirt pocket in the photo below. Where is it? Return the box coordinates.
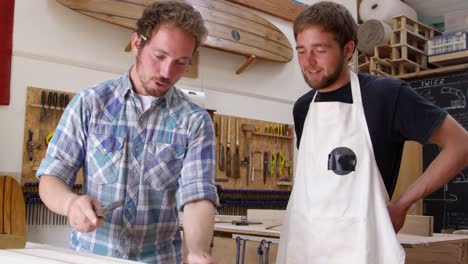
[145,142,185,191]
[87,134,124,185]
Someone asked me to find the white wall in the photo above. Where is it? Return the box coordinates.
[0,0,356,247]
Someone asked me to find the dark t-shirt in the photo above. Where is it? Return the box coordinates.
[293,73,447,197]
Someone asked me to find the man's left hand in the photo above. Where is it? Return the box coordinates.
[387,201,408,233]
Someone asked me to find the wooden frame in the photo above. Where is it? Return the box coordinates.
[0,0,15,105]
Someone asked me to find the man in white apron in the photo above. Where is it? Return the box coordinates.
[277,2,468,263]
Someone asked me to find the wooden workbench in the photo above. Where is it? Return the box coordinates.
[0,242,139,263]
[207,223,468,264]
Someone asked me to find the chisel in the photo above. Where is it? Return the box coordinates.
[232,119,240,178]
[226,118,232,177]
[219,117,225,171]
[39,90,46,122]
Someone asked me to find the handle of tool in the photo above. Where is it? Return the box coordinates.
[235,119,239,147]
[220,117,224,144]
[227,118,231,146]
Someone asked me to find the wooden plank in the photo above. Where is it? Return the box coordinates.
[399,215,433,237]
[10,180,25,237]
[429,50,468,66]
[392,141,423,215]
[0,235,26,250]
[224,0,307,22]
[398,233,468,248]
[247,209,284,222]
[399,63,468,80]
[3,176,12,235]
[0,176,26,249]
[0,176,4,234]
[56,0,293,63]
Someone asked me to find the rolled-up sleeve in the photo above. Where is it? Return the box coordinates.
[36,92,89,187]
[177,110,219,211]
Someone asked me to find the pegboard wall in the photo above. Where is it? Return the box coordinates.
[213,114,294,191]
[21,86,83,186]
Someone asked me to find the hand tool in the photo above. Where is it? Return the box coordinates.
[97,200,124,217]
[270,152,276,176]
[39,90,46,122]
[27,129,34,161]
[243,157,250,186]
[52,92,58,125]
[46,91,53,123]
[232,220,263,225]
[276,152,281,177]
[63,94,70,108]
[279,152,285,177]
[58,93,64,120]
[263,152,268,184]
[226,117,232,177]
[232,119,240,178]
[219,117,225,171]
[266,151,271,176]
[242,124,255,186]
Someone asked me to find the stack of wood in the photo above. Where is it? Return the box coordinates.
[358,15,442,78]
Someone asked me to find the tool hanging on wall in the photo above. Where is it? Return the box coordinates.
[226,118,232,177]
[219,117,225,171]
[52,92,58,126]
[242,124,255,186]
[232,119,240,178]
[263,152,268,184]
[46,92,53,123]
[39,91,46,122]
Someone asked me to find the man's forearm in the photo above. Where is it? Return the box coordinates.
[397,118,468,208]
[182,199,215,255]
[39,175,79,216]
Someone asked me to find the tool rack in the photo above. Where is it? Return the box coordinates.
[21,86,82,226]
[213,114,294,216]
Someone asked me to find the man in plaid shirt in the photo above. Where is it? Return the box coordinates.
[37,2,218,263]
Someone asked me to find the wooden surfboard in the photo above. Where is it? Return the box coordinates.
[0,175,26,249]
[56,0,293,64]
[225,0,308,22]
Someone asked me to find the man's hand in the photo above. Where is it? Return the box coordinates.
[387,201,408,233]
[187,252,216,264]
[67,195,104,233]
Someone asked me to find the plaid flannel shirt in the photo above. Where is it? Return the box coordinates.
[37,73,218,263]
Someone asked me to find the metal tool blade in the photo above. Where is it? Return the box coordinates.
[97,200,124,217]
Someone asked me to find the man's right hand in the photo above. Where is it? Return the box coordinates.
[67,195,104,233]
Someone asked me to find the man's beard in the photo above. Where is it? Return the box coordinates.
[303,56,345,91]
[136,55,172,97]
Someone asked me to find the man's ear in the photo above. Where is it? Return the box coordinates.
[344,40,355,61]
[130,32,142,55]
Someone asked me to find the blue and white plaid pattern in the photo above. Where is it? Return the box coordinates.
[37,73,218,263]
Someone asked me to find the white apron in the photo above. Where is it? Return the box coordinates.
[276,71,405,264]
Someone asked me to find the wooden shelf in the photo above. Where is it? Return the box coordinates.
[399,63,468,79]
[30,103,65,111]
[276,181,293,186]
[253,132,294,140]
[429,50,468,66]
